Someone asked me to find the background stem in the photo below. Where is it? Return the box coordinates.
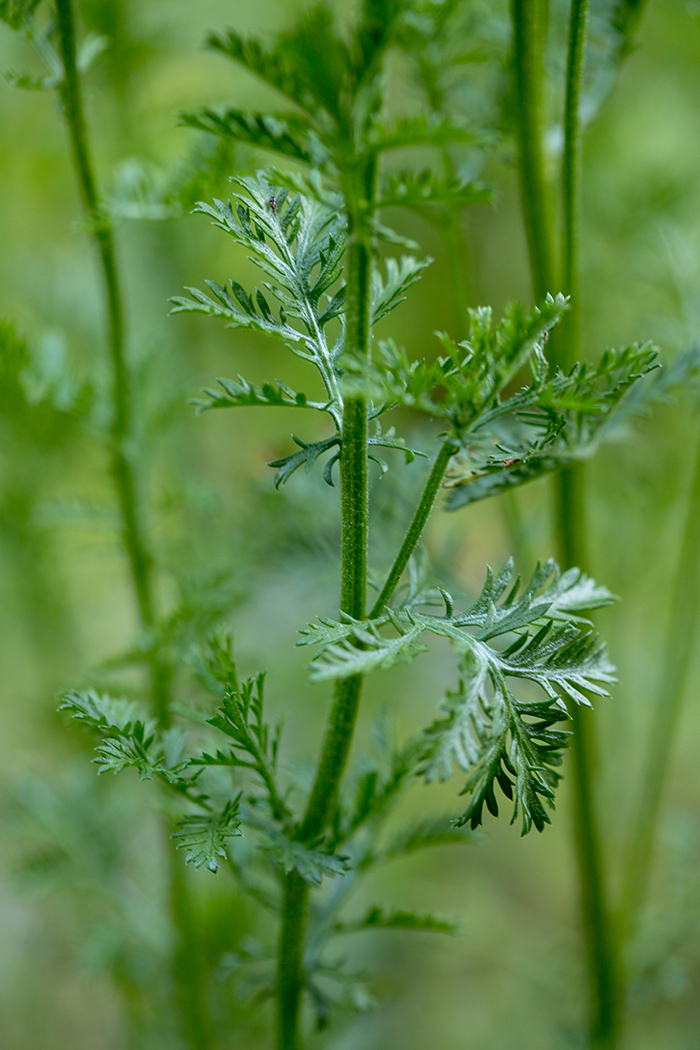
[623,423,700,930]
[510,0,555,300]
[511,2,621,1045]
[54,3,211,1046]
[558,3,622,1046]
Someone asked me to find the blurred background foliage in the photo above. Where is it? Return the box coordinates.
[2,0,700,1047]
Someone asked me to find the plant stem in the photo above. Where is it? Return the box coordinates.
[512,2,622,1046]
[510,0,555,300]
[275,170,374,1050]
[558,4,622,1046]
[441,148,474,336]
[54,3,211,1046]
[623,423,700,929]
[557,463,621,1050]
[370,442,454,618]
[443,213,473,345]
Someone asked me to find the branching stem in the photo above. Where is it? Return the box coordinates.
[370,442,455,618]
[623,423,700,929]
[54,3,211,1046]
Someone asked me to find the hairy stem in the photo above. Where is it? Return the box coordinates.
[512,2,622,1046]
[370,442,454,618]
[54,3,211,1046]
[623,424,700,930]
[275,173,374,1050]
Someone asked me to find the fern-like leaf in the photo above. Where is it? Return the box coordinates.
[301,561,615,835]
[377,170,491,210]
[173,799,242,873]
[192,375,329,414]
[334,906,459,936]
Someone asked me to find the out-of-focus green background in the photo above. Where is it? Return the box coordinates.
[2,1,700,1047]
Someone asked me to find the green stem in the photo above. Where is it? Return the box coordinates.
[623,423,700,930]
[558,3,622,1047]
[443,214,473,346]
[54,0,155,651]
[275,175,374,1050]
[512,2,621,1046]
[559,0,587,368]
[440,147,474,336]
[370,442,454,618]
[560,467,621,1050]
[54,3,211,1046]
[510,0,556,299]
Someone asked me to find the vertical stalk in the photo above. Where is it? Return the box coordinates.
[558,4,622,1047]
[440,148,474,337]
[623,424,700,928]
[510,0,556,299]
[53,3,211,1047]
[275,165,374,1050]
[511,2,621,1046]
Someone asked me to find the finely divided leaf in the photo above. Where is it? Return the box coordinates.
[377,170,491,210]
[173,799,242,873]
[370,255,432,326]
[335,906,458,935]
[264,830,351,885]
[179,108,320,164]
[59,689,152,736]
[192,375,328,414]
[301,561,615,835]
[172,175,346,403]
[267,434,340,488]
[367,114,478,153]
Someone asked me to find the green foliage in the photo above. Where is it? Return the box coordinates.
[0,0,42,30]
[59,690,193,788]
[179,108,324,166]
[423,679,569,834]
[377,169,491,210]
[302,559,615,834]
[267,434,341,489]
[366,113,479,153]
[370,254,432,327]
[334,905,459,936]
[192,635,288,819]
[444,344,660,507]
[339,295,661,508]
[173,799,242,873]
[583,0,650,122]
[171,175,346,400]
[6,0,690,1046]
[261,826,351,885]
